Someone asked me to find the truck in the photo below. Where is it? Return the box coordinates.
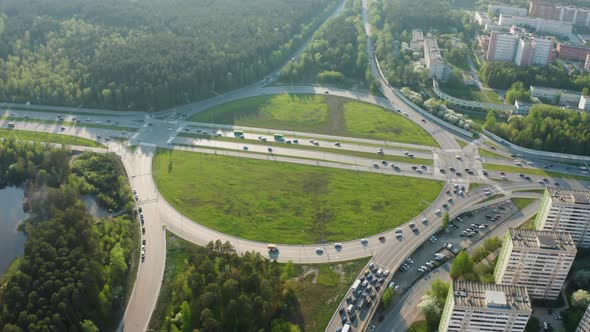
[351,279,361,292]
[274,133,284,142]
[267,244,278,252]
[7,122,15,129]
[233,130,244,137]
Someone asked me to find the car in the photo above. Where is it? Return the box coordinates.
[243,146,248,150]
[435,209,441,215]
[395,233,402,239]
[376,268,383,277]
[334,243,342,249]
[141,227,145,234]
[324,90,329,94]
[422,217,428,224]
[421,119,426,123]
[394,285,400,292]
[335,142,341,147]
[373,163,380,168]
[141,249,145,260]
[293,139,298,144]
[377,148,384,154]
[406,258,414,264]
[395,227,402,233]
[383,269,390,276]
[378,236,386,241]
[381,160,388,165]
[554,315,563,320]
[361,238,368,244]
[440,169,446,174]
[362,280,369,287]
[315,248,324,254]
[388,281,395,288]
[268,147,273,152]
[417,267,425,272]
[369,262,375,270]
[425,261,433,268]
[420,265,428,270]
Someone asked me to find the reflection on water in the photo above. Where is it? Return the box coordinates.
[81,195,111,218]
[0,187,28,275]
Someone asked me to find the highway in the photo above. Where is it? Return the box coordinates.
[1,1,589,330]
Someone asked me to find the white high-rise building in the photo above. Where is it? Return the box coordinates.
[577,304,590,332]
[439,281,531,332]
[494,228,576,300]
[535,188,590,248]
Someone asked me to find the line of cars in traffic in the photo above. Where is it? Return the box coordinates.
[133,189,147,262]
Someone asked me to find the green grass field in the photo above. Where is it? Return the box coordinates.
[189,94,438,147]
[483,163,590,181]
[407,321,429,332]
[178,133,433,165]
[0,128,101,147]
[440,86,503,105]
[512,198,536,211]
[153,149,444,244]
[478,148,509,160]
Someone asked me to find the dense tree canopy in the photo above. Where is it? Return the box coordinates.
[154,240,301,331]
[0,142,136,331]
[479,62,590,91]
[486,105,590,156]
[281,0,369,86]
[0,0,338,111]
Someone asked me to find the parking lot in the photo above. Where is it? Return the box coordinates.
[380,199,519,314]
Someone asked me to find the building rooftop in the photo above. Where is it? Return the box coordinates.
[530,85,582,95]
[412,29,424,43]
[508,228,577,252]
[453,281,531,312]
[424,38,443,60]
[548,187,590,205]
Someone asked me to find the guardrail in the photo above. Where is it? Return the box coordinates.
[432,80,515,112]
[391,89,474,139]
[484,129,590,163]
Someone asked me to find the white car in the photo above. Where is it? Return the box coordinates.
[334,243,342,248]
[315,248,324,254]
[435,209,441,215]
[395,228,402,233]
[394,285,400,292]
[376,268,383,276]
[361,238,368,244]
[383,269,390,276]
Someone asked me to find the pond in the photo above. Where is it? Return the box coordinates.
[0,187,28,275]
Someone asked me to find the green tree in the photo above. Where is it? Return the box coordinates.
[524,317,541,332]
[450,251,474,280]
[441,212,450,230]
[571,289,590,309]
[382,287,395,307]
[80,320,99,332]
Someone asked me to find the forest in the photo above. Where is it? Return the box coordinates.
[280,0,371,88]
[479,62,590,91]
[0,143,136,331]
[152,239,302,332]
[0,0,338,111]
[485,105,590,156]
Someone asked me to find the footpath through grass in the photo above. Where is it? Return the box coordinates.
[153,149,444,244]
[483,163,590,181]
[189,94,438,147]
[178,133,433,165]
[0,128,101,147]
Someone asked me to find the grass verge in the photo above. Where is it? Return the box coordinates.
[189,94,438,147]
[483,163,590,181]
[178,133,433,165]
[153,149,444,244]
[511,198,536,211]
[518,214,537,230]
[478,148,509,160]
[0,128,101,147]
[407,320,429,332]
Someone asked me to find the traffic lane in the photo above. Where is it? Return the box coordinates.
[120,146,167,332]
[168,143,448,183]
[180,126,434,159]
[0,101,145,117]
[3,119,133,143]
[0,109,144,129]
[173,136,432,170]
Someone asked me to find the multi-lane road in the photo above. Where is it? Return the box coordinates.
[1,1,589,330]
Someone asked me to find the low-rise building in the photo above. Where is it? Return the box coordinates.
[411,29,424,51]
[557,43,590,61]
[439,281,531,332]
[489,4,528,17]
[424,38,450,81]
[579,95,590,111]
[530,86,581,106]
[535,188,590,248]
[475,11,493,26]
[494,228,576,300]
[514,100,533,115]
[498,14,573,37]
[577,304,590,332]
[585,54,590,72]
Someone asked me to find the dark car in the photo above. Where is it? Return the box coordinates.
[378,236,386,241]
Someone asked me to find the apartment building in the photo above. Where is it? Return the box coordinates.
[514,100,533,115]
[535,188,590,248]
[424,38,450,81]
[494,228,576,300]
[439,281,531,332]
[530,86,581,106]
[488,27,553,65]
[557,43,590,61]
[487,31,519,62]
[411,29,424,51]
[579,95,590,111]
[529,2,590,27]
[499,14,573,36]
[577,304,590,332]
[488,4,528,17]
